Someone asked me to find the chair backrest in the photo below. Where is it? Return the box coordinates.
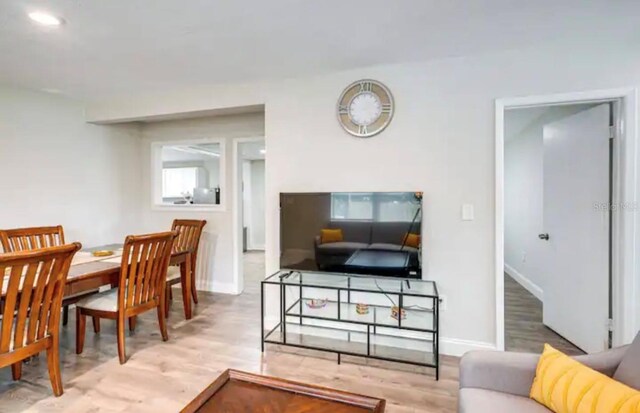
[118,231,177,312]
[0,243,81,358]
[171,219,207,266]
[0,226,65,253]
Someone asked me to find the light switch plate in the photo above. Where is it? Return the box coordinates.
[462,204,474,221]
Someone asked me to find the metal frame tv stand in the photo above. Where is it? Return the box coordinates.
[261,270,440,379]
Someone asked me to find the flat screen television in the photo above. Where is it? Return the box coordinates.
[280,192,422,278]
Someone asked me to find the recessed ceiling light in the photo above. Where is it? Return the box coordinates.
[28,11,63,26]
[259,149,266,154]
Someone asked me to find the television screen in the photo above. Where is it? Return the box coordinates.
[280,192,422,278]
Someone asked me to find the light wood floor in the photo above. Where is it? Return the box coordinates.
[0,252,459,412]
[504,273,583,355]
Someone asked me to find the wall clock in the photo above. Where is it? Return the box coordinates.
[337,79,394,138]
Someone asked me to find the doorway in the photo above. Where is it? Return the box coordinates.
[495,88,640,353]
[234,139,266,294]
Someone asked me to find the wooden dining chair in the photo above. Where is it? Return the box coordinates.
[165,219,207,318]
[0,226,65,252]
[0,243,81,396]
[75,231,176,364]
[0,226,97,326]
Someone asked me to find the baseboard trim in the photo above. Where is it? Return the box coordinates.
[440,337,496,357]
[199,280,240,295]
[504,263,544,301]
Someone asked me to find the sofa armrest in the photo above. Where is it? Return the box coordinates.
[460,345,631,399]
[574,345,628,377]
[459,351,539,398]
[314,235,322,247]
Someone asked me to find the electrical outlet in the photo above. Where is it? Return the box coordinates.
[439,295,447,311]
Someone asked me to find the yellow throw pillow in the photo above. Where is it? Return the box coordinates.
[320,229,343,244]
[530,344,640,413]
[404,233,421,248]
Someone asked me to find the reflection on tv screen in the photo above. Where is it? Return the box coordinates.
[280,192,422,279]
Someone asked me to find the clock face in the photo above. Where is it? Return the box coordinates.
[349,92,382,126]
[337,80,393,138]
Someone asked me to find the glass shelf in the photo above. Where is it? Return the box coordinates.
[265,270,438,297]
[265,323,436,367]
[286,299,435,332]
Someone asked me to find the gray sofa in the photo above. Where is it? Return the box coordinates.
[313,220,420,270]
[458,332,640,412]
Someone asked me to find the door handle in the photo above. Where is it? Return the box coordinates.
[538,233,550,241]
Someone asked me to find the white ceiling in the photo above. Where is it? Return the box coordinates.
[1,0,638,101]
[162,144,220,162]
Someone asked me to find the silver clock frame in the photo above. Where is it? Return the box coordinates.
[337,79,394,138]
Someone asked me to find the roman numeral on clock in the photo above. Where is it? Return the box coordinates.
[359,81,373,92]
[358,125,368,135]
[338,105,349,114]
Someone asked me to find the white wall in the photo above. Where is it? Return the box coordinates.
[0,86,141,248]
[504,104,595,300]
[139,113,264,292]
[86,42,640,354]
[249,160,265,249]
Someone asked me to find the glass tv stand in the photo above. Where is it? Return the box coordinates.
[261,270,440,379]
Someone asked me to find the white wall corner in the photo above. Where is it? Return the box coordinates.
[504,263,544,301]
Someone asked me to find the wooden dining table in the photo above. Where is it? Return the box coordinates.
[63,244,194,319]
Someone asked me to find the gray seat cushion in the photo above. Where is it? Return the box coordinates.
[76,289,118,312]
[316,242,368,255]
[613,332,640,390]
[328,221,371,244]
[458,388,549,413]
[166,266,181,281]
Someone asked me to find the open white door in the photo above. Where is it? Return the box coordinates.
[541,103,611,354]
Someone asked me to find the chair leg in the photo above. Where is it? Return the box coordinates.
[129,316,137,332]
[76,308,86,355]
[116,315,126,364]
[92,317,100,333]
[165,285,171,318]
[190,268,198,305]
[157,303,169,342]
[46,334,64,396]
[11,362,22,380]
[62,306,69,326]
[181,265,192,320]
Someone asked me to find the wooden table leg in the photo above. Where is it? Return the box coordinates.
[181,255,192,320]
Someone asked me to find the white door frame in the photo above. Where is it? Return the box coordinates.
[232,136,266,294]
[495,87,638,351]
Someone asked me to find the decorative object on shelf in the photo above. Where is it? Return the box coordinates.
[337,79,394,138]
[305,298,328,309]
[390,306,406,320]
[356,303,370,315]
[92,250,114,257]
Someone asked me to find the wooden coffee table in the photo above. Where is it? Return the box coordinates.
[181,369,385,413]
